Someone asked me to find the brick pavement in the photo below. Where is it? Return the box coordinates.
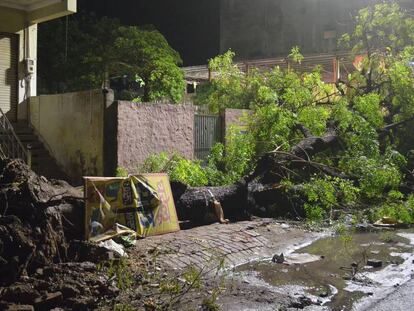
[132,219,317,270]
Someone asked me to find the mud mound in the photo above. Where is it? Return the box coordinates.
[0,159,85,286]
[0,159,125,309]
[0,261,119,310]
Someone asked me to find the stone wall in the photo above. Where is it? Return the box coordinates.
[29,90,105,180]
[115,101,195,173]
[222,108,251,141]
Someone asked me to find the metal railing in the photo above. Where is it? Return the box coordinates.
[0,108,29,165]
[183,51,355,83]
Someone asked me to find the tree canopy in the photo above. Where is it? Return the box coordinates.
[38,14,185,103]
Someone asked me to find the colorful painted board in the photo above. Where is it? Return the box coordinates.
[84,174,180,240]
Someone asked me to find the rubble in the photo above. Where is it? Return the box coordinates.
[0,159,120,309]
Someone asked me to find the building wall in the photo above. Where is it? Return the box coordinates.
[29,90,105,180]
[0,7,37,120]
[1,1,76,121]
[116,101,195,173]
[220,0,376,60]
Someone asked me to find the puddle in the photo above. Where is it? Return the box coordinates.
[234,230,414,310]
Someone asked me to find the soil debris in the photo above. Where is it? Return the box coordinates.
[0,159,120,310]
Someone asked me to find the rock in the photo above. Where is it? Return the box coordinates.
[1,284,40,304]
[367,259,383,268]
[61,285,80,299]
[4,304,34,311]
[290,296,313,308]
[34,292,63,310]
[65,296,95,311]
[272,253,285,264]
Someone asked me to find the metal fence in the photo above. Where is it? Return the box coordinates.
[194,114,223,160]
[0,108,28,164]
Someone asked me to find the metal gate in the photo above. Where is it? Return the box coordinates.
[194,114,223,160]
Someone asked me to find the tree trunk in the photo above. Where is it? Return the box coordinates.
[173,125,343,226]
[173,182,249,226]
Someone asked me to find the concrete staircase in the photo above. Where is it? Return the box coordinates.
[11,122,68,181]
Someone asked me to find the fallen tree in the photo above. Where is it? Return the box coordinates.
[172,4,414,226]
[173,124,349,224]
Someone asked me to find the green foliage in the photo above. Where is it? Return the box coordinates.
[38,14,185,102]
[103,259,133,291]
[169,157,208,187]
[194,51,248,113]
[302,176,359,221]
[288,46,304,64]
[116,167,129,177]
[201,288,221,311]
[140,152,170,173]
[38,14,120,93]
[140,128,255,187]
[373,193,414,224]
[341,3,414,54]
[379,231,397,243]
[340,156,402,199]
[140,153,208,187]
[114,26,185,103]
[113,304,135,311]
[206,127,256,185]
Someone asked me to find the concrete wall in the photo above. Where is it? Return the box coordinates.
[220,0,376,60]
[115,101,195,173]
[29,90,105,180]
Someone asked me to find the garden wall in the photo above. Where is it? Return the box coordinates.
[29,89,106,180]
[222,108,252,140]
[114,101,196,173]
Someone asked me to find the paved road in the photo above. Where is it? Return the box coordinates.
[366,278,414,311]
[131,219,320,270]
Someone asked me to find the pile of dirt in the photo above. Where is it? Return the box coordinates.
[0,159,120,310]
[0,261,119,310]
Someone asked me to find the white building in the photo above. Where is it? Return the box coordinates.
[0,0,77,121]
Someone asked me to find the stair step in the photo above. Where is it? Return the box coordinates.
[14,129,34,135]
[17,134,39,142]
[31,151,50,158]
[5,123,70,182]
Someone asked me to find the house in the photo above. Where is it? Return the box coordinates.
[0,0,77,122]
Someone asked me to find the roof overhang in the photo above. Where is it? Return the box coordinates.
[0,0,76,24]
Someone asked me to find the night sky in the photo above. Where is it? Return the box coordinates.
[77,0,220,66]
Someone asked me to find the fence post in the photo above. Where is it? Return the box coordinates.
[333,57,340,83]
[27,144,32,168]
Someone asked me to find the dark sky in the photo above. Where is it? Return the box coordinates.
[77,0,220,65]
